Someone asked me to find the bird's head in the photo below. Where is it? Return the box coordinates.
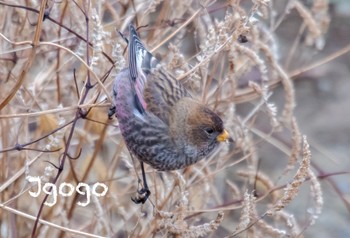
[185,103,232,154]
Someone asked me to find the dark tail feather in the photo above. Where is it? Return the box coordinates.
[129,24,144,81]
[128,24,148,114]
[128,24,157,82]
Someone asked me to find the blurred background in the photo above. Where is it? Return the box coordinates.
[273,1,350,237]
[0,0,349,237]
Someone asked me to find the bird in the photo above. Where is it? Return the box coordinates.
[110,24,232,203]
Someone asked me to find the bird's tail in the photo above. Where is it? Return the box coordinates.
[128,24,157,81]
[127,24,158,113]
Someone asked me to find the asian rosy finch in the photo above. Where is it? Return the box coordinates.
[110,24,232,203]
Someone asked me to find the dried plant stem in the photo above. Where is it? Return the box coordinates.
[289,42,350,77]
[0,203,105,238]
[0,103,108,119]
[0,33,111,102]
[0,0,47,111]
[0,0,338,236]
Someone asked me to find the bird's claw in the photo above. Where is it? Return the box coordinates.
[108,106,116,119]
[131,188,150,204]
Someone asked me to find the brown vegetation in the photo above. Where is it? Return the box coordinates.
[1,0,348,237]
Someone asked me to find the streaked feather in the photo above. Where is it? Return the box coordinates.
[111,24,230,172]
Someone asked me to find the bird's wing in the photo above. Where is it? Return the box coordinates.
[143,69,191,124]
[128,24,191,123]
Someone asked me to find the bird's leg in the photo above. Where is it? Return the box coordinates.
[131,162,150,204]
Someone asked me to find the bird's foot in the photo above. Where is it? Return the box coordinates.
[131,187,150,204]
[108,106,116,119]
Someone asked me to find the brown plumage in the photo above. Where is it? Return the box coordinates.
[110,24,232,203]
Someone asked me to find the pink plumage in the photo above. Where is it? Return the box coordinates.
[110,24,232,203]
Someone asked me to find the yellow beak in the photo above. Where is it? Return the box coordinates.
[216,129,230,142]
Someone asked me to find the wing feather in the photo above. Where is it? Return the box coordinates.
[127,24,191,122]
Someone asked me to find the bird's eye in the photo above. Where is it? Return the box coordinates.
[204,128,214,134]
